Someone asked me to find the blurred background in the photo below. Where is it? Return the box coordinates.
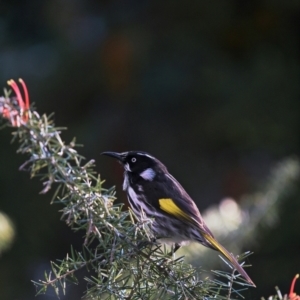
[0,0,300,299]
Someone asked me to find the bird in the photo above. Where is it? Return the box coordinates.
[101,150,255,287]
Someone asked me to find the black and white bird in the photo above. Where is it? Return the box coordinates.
[102,150,255,287]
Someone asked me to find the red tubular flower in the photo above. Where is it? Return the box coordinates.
[289,274,300,300]
[2,79,30,127]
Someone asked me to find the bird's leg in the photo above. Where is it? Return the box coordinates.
[173,243,181,253]
[167,243,181,256]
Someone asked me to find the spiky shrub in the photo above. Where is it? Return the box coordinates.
[0,79,255,299]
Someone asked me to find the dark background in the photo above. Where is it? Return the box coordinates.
[0,1,300,299]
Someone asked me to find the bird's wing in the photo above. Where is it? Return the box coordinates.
[150,173,213,234]
[153,173,256,287]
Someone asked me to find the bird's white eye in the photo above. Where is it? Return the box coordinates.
[131,157,136,163]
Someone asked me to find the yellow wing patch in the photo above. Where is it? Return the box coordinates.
[159,198,191,221]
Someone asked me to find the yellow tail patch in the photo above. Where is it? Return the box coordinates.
[202,232,234,264]
[159,198,191,221]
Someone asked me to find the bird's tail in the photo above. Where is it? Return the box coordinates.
[202,232,256,287]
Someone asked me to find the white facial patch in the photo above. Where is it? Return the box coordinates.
[123,172,129,190]
[124,163,131,172]
[140,168,156,181]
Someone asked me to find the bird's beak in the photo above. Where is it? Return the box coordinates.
[101,151,124,163]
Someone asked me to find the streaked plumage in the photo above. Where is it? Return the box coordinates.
[102,150,255,287]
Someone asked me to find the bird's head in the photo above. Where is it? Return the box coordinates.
[101,151,165,181]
